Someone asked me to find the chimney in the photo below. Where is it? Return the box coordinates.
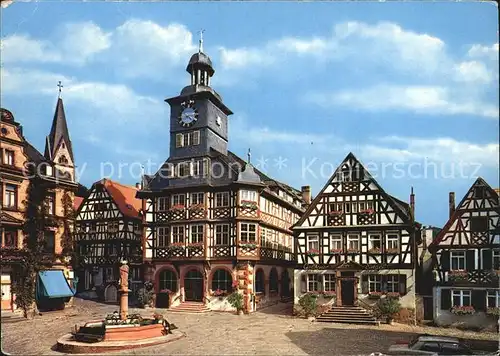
[135,182,141,189]
[449,192,455,218]
[410,187,415,220]
[301,186,311,205]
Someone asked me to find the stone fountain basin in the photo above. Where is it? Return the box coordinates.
[105,322,165,341]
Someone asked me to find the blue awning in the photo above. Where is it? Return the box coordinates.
[37,270,75,299]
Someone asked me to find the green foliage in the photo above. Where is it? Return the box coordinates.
[298,293,318,317]
[136,284,155,308]
[60,191,76,264]
[227,291,244,311]
[377,297,402,320]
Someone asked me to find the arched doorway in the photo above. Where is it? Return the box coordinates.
[184,270,203,302]
[281,270,290,297]
[105,284,118,303]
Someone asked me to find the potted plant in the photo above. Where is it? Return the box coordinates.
[486,307,500,316]
[377,296,401,324]
[227,291,245,315]
[212,289,227,299]
[368,291,383,299]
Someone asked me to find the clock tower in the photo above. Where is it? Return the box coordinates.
[165,34,233,164]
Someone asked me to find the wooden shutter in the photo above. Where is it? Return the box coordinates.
[482,249,493,270]
[440,250,450,270]
[441,289,451,310]
[361,275,369,294]
[472,290,486,312]
[466,250,475,270]
[193,131,200,145]
[399,275,407,295]
[175,134,183,148]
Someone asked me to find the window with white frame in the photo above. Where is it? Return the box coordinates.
[351,202,358,213]
[5,150,14,165]
[344,202,351,213]
[190,192,204,206]
[215,192,230,207]
[175,131,200,148]
[452,290,471,307]
[493,250,500,270]
[191,160,201,176]
[4,184,17,208]
[330,234,342,251]
[171,194,185,207]
[240,223,257,242]
[215,224,230,245]
[450,251,466,270]
[366,201,374,210]
[177,162,191,177]
[368,275,382,292]
[386,233,399,251]
[158,227,167,246]
[487,290,500,308]
[386,275,399,293]
[347,234,359,251]
[307,274,320,292]
[158,197,168,211]
[172,226,185,243]
[324,274,336,292]
[240,190,257,202]
[368,233,381,251]
[358,201,366,211]
[307,234,319,251]
[190,225,204,244]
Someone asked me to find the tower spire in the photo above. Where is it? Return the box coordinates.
[57,81,63,98]
[247,148,251,164]
[198,29,205,53]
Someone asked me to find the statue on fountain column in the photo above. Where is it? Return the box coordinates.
[119,260,129,291]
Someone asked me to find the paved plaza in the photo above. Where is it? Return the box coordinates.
[1,299,498,355]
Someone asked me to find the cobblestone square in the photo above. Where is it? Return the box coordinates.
[1,299,498,355]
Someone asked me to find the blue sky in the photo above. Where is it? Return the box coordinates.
[2,1,499,227]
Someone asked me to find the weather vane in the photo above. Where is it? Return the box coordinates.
[198,29,205,53]
[57,81,63,98]
[247,148,251,164]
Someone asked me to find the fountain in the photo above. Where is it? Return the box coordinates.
[56,261,185,353]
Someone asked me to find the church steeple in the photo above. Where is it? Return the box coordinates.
[44,83,74,165]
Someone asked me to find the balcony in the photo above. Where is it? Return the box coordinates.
[237,201,259,218]
[168,206,187,221]
[443,269,499,286]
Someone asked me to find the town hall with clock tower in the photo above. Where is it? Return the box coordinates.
[137,36,307,313]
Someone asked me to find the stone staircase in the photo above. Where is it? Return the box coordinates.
[316,305,379,325]
[168,302,210,314]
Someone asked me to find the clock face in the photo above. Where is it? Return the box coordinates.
[178,101,198,127]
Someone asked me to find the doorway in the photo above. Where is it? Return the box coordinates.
[341,279,355,306]
[184,270,203,302]
[280,270,290,297]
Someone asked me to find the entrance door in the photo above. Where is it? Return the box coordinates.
[280,270,290,297]
[184,270,203,302]
[341,280,355,306]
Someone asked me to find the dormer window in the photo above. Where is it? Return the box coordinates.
[59,155,68,165]
[240,190,257,202]
[473,186,485,198]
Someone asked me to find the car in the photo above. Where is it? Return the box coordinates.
[386,334,485,355]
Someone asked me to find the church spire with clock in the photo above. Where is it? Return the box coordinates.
[165,31,233,166]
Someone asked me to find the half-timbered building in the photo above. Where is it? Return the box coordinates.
[293,153,421,317]
[429,178,500,329]
[137,39,305,312]
[75,179,143,302]
[1,97,78,311]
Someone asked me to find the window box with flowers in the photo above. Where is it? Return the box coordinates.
[486,307,500,316]
[170,204,185,211]
[450,306,475,315]
[239,243,258,250]
[240,200,258,210]
[386,248,399,254]
[166,243,185,253]
[368,248,382,254]
[360,209,375,215]
[448,270,468,281]
[368,291,383,299]
[307,291,321,298]
[330,248,343,254]
[187,243,204,251]
[211,289,228,300]
[189,204,205,211]
[306,249,320,257]
[386,292,400,298]
[322,291,336,298]
[328,211,343,216]
[347,248,359,254]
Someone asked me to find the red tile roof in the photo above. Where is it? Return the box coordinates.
[102,179,142,219]
[73,196,84,211]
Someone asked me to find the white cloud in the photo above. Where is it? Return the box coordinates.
[1,34,61,63]
[467,43,499,61]
[453,60,492,83]
[306,84,499,119]
[60,22,111,65]
[218,47,274,70]
[365,135,499,168]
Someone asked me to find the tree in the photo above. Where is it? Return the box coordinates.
[60,191,77,267]
[12,173,52,318]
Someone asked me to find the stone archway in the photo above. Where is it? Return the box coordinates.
[184,269,204,302]
[104,284,118,303]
